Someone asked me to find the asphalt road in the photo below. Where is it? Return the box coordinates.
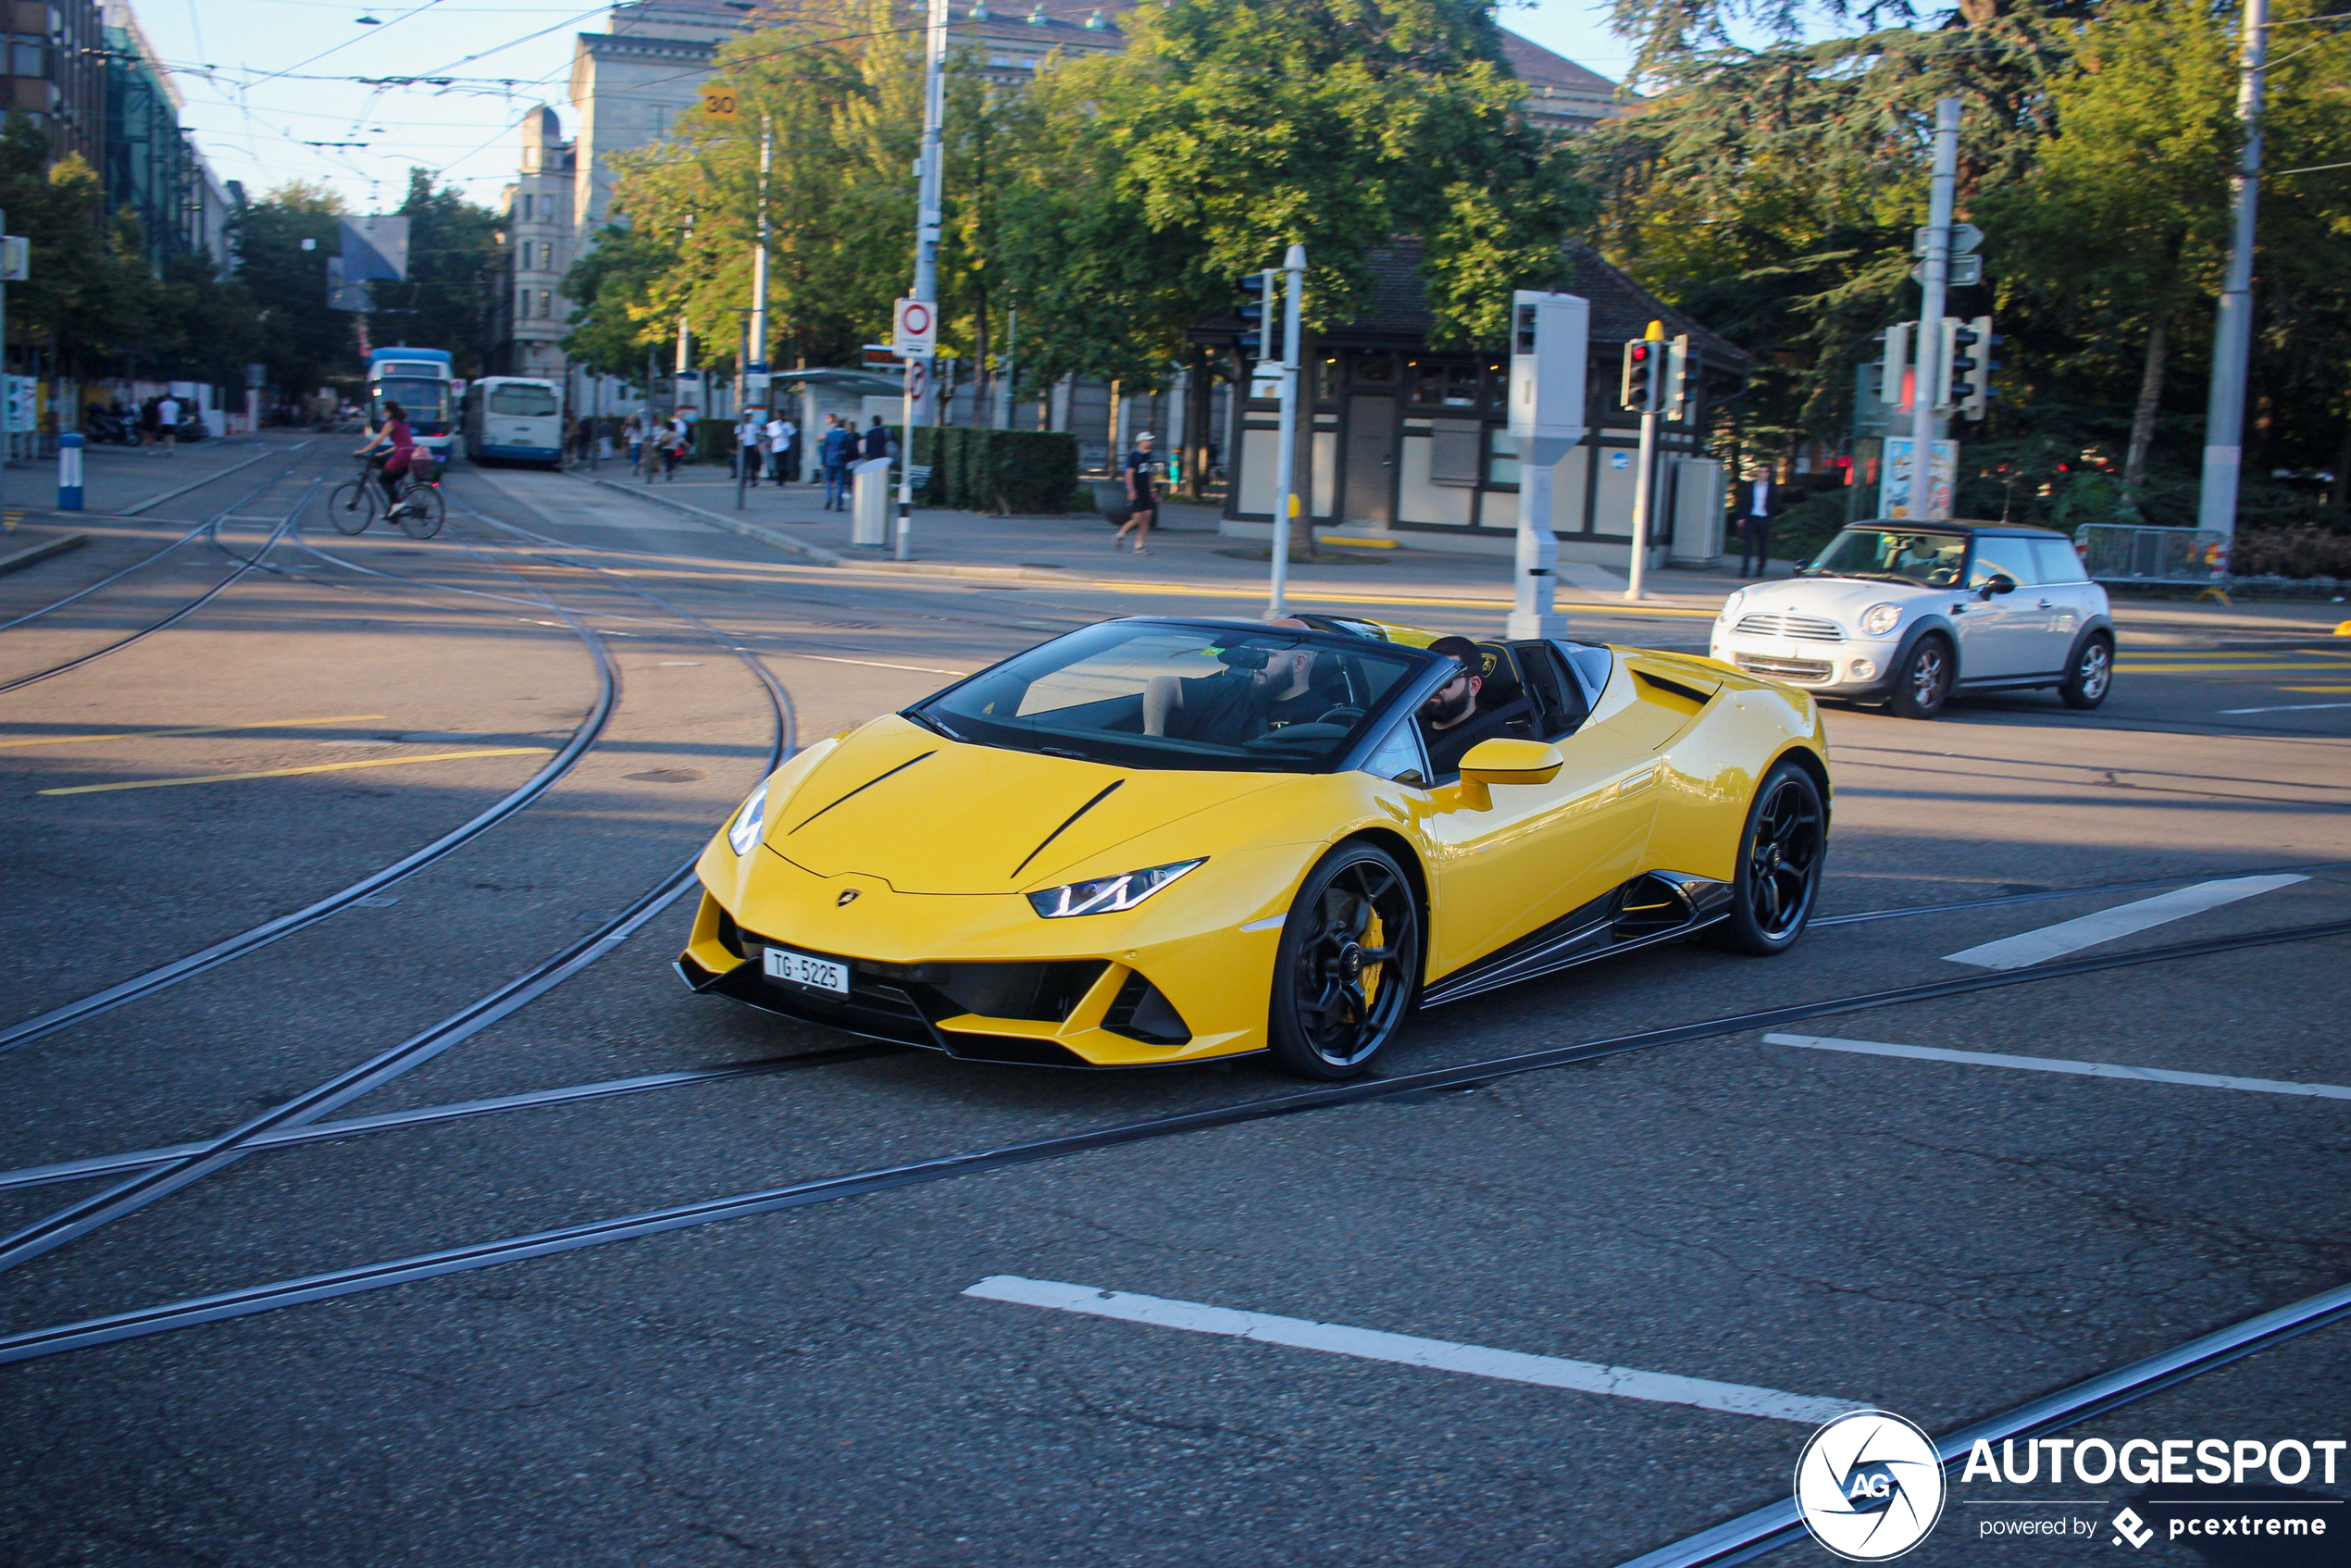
[1,434,2346,1568]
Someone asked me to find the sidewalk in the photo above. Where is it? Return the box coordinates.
[563,459,1757,614]
[3,431,316,527]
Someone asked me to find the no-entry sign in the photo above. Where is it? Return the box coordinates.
[893,298,937,358]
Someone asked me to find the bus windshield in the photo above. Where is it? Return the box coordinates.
[376,377,450,424]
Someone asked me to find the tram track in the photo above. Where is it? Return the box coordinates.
[0,479,314,694]
[0,911,2339,1363]
[0,495,799,1276]
[0,847,2332,1206]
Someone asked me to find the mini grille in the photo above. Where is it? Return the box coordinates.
[1735,653,1835,683]
[1733,611,1846,643]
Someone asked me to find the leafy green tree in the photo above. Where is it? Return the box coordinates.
[231,180,355,392]
[365,168,503,374]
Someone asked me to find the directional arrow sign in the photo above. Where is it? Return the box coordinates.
[1911,255,1984,287]
[1912,222,1984,257]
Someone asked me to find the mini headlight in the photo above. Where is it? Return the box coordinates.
[1860,602,1902,637]
[726,778,770,856]
[1028,858,1203,918]
[1717,589,1745,621]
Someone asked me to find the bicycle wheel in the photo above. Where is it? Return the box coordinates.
[396,482,444,540]
[324,479,376,535]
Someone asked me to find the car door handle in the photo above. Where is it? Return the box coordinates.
[2038,599,2054,609]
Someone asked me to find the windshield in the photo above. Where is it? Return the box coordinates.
[1808,527,1967,587]
[487,382,559,417]
[375,378,449,423]
[910,620,1430,773]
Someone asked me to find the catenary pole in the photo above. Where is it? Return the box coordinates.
[1267,243,1305,619]
[1908,97,1960,520]
[896,0,949,562]
[2197,0,2268,553]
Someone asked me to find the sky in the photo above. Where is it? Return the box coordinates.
[128,0,1646,217]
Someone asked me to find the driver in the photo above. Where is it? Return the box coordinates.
[1894,536,1947,579]
[1142,619,1330,744]
[1418,635,1528,777]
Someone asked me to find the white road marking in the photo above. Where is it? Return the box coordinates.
[962,1276,1859,1425]
[1941,875,2307,970]
[1765,1033,2351,1102]
[789,653,970,677]
[2218,701,2351,715]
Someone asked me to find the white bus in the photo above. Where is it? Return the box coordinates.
[463,377,565,467]
[367,345,457,461]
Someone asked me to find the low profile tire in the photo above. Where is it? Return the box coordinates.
[1888,634,1952,720]
[2060,634,2113,709]
[324,479,375,535]
[1266,842,1422,1080]
[1706,760,1826,955]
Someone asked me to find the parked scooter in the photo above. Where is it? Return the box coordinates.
[83,404,139,445]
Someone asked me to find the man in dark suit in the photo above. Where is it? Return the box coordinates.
[1738,466,1775,579]
[861,416,892,462]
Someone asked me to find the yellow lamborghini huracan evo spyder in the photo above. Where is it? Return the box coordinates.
[678,616,1830,1078]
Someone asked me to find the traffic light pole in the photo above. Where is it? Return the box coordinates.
[1908,97,1961,520]
[1267,243,1305,620]
[1623,321,1664,603]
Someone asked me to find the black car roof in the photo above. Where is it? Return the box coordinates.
[1847,519,2067,539]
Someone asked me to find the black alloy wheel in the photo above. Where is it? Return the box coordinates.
[1889,635,1951,720]
[1707,761,1826,955]
[2060,634,2112,709]
[324,479,375,535]
[1266,842,1422,1079]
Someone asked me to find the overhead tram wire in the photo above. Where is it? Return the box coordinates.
[0,496,800,1280]
[0,913,2342,1363]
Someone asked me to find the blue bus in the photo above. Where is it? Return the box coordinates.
[367,345,456,460]
[463,376,565,466]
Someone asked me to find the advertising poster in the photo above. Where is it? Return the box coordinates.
[1880,435,1956,518]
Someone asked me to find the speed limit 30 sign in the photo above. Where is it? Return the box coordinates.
[893,297,937,358]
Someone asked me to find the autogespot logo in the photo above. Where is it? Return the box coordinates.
[1795,1410,1948,1561]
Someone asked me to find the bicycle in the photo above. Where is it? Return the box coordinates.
[325,456,445,539]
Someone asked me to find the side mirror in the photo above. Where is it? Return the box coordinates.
[1460,738,1564,787]
[1980,573,2017,598]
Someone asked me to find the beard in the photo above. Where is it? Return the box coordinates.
[1424,684,1477,727]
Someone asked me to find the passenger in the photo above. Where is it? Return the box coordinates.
[1141,619,1329,744]
[1417,635,1525,777]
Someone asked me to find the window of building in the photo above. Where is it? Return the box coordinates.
[1351,352,1396,385]
[1411,360,1479,409]
[520,193,533,220]
[11,36,45,75]
[538,290,553,318]
[518,286,531,321]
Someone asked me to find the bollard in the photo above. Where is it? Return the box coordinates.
[56,431,82,512]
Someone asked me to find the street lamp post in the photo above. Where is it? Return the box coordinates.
[897,0,949,563]
[1266,243,1305,620]
[2197,0,2269,554]
[1908,96,1961,521]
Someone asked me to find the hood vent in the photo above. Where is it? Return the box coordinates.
[1009,778,1124,881]
[787,751,936,835]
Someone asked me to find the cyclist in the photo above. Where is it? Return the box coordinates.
[355,400,418,517]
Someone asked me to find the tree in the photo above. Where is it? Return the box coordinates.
[231,180,356,392]
[366,168,503,374]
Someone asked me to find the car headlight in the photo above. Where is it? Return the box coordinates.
[1027,858,1203,918]
[1860,602,1902,637]
[1717,589,1745,621]
[726,778,770,856]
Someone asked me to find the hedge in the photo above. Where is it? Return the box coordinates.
[903,427,1079,515]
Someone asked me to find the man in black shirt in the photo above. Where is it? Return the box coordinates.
[1142,622,1328,744]
[1114,430,1160,554]
[1417,635,1531,776]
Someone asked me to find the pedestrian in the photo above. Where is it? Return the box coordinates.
[578,414,598,467]
[624,413,644,475]
[1114,429,1161,554]
[735,411,764,484]
[1738,464,1775,579]
[819,415,853,511]
[155,392,183,457]
[766,410,795,486]
[861,415,892,463]
[137,396,158,453]
[663,412,691,479]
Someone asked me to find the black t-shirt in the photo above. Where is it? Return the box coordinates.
[1420,697,1536,777]
[1261,687,1331,730]
[1125,448,1159,500]
[1165,672,1259,745]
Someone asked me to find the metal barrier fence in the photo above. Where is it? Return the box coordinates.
[2078,524,2230,582]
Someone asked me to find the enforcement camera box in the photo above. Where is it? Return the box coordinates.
[1507,291,1589,443]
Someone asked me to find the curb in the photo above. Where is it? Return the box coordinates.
[563,469,1081,581]
[0,533,87,577]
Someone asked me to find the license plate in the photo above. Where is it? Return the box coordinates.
[763,945,848,994]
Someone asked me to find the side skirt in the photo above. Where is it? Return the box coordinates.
[1419,871,1735,1010]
